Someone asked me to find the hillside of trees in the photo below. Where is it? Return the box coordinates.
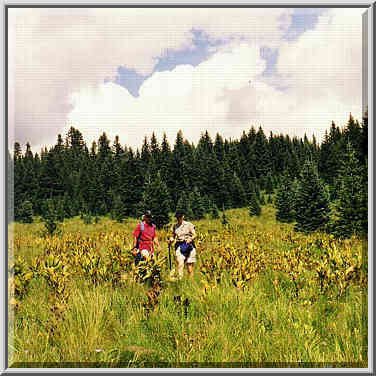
[9,112,368,237]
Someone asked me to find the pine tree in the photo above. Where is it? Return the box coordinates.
[249,191,261,216]
[259,193,266,205]
[176,191,194,220]
[41,199,61,236]
[150,132,160,168]
[189,187,205,220]
[253,127,272,185]
[210,202,220,219]
[140,172,170,229]
[112,135,124,161]
[111,194,126,223]
[294,160,330,233]
[275,173,295,223]
[254,182,261,201]
[18,200,34,223]
[55,197,66,222]
[201,195,211,214]
[360,110,368,165]
[63,192,74,218]
[221,208,229,225]
[228,172,247,208]
[245,180,256,203]
[332,144,367,238]
[265,173,274,194]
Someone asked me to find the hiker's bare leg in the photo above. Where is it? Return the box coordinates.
[176,258,184,279]
[187,263,194,277]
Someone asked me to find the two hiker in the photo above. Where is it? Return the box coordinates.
[132,210,197,279]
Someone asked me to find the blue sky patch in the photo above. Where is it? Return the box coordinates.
[283,8,328,41]
[114,29,225,97]
[114,9,329,96]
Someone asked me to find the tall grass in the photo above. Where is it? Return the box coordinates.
[9,206,367,367]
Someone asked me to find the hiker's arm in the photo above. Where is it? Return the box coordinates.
[154,235,161,252]
[132,224,140,255]
[168,234,175,244]
[187,227,196,243]
[132,235,138,255]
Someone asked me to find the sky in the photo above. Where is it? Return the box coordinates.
[8,7,365,154]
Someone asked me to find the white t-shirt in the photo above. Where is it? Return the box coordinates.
[171,221,195,242]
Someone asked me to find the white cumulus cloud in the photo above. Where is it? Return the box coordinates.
[8,7,292,151]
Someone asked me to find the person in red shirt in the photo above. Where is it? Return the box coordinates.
[132,210,161,264]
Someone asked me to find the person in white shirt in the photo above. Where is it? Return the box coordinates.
[168,211,197,279]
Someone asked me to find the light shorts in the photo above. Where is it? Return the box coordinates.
[140,249,153,258]
[175,246,197,264]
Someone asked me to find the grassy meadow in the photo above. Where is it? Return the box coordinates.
[8,205,367,368]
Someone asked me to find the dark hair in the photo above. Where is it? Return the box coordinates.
[144,210,152,218]
[175,211,184,218]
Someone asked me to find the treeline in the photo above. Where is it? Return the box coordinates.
[9,112,367,237]
[274,113,368,238]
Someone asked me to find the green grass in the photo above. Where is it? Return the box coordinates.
[8,206,367,368]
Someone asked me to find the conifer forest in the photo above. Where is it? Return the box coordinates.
[10,112,368,237]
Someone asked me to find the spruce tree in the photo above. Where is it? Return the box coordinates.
[176,191,194,220]
[229,172,247,208]
[201,195,211,214]
[55,197,66,222]
[332,144,367,238]
[221,207,229,225]
[111,194,126,223]
[253,127,272,185]
[294,160,330,233]
[41,199,61,236]
[275,173,295,223]
[260,193,266,205]
[265,173,274,194]
[210,202,220,219]
[245,180,256,203]
[140,172,170,229]
[63,192,74,218]
[18,200,34,223]
[254,182,261,201]
[249,191,261,216]
[189,187,205,220]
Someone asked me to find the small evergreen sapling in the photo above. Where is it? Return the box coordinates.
[275,173,295,223]
[189,187,205,220]
[18,200,34,223]
[140,172,170,229]
[331,143,367,238]
[176,191,194,220]
[249,192,261,216]
[111,195,126,223]
[210,202,220,219]
[41,199,62,236]
[260,193,266,205]
[265,173,274,194]
[221,209,229,225]
[294,160,330,233]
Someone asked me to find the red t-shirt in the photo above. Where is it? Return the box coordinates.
[133,222,156,253]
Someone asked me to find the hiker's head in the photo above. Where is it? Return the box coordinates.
[175,211,184,223]
[144,210,153,223]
